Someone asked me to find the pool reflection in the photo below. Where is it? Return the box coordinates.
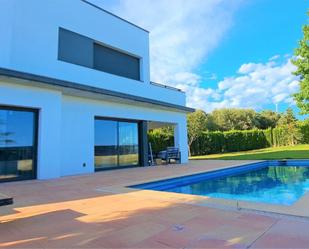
[167,166,309,205]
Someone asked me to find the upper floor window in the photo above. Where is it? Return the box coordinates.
[58,28,140,81]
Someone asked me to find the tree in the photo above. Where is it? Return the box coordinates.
[187,110,208,155]
[210,108,259,131]
[203,114,219,131]
[292,17,309,114]
[298,118,309,143]
[256,110,281,129]
[277,108,302,145]
[277,108,297,126]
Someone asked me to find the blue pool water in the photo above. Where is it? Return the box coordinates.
[131,161,309,206]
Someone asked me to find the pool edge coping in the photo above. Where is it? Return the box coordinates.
[116,159,309,218]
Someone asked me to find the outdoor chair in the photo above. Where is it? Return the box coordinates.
[158,147,181,164]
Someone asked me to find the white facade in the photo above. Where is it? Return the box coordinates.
[0,0,193,180]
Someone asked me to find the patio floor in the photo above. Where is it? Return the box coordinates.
[1,160,309,248]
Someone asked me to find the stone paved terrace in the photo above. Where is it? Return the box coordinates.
[1,160,309,248]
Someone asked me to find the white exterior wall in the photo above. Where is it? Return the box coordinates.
[0,80,189,179]
[0,0,186,106]
[61,95,189,177]
[0,81,62,179]
[0,0,191,180]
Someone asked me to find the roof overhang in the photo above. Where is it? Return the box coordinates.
[0,68,195,113]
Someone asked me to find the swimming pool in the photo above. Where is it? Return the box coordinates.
[131,160,309,206]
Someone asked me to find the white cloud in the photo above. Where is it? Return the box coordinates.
[91,0,243,83]
[172,72,201,87]
[89,1,299,113]
[199,58,299,111]
[269,54,280,61]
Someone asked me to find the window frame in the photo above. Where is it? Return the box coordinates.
[58,27,143,82]
[93,41,141,81]
[0,105,39,183]
[94,116,142,171]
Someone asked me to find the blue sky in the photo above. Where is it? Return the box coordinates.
[91,0,307,115]
[200,0,307,85]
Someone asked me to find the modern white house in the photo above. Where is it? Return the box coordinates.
[0,0,194,182]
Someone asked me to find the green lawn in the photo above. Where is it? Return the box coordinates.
[190,144,309,160]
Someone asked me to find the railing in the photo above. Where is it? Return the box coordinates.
[150,81,184,93]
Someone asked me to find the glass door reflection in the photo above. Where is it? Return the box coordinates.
[119,122,139,166]
[94,118,140,170]
[0,108,37,182]
[94,120,118,170]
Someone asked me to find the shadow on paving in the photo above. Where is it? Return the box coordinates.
[0,190,281,249]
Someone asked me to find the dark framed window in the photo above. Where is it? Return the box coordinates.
[95,117,140,170]
[93,43,140,80]
[0,106,38,182]
[58,28,141,81]
[58,28,94,68]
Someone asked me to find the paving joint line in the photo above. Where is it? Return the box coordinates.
[246,219,279,249]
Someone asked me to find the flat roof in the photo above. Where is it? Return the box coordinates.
[81,0,149,33]
[0,68,195,113]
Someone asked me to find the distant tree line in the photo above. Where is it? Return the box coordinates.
[185,108,308,155]
[189,108,281,132]
[148,108,309,156]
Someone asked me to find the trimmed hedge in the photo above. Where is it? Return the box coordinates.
[148,125,309,156]
[148,129,174,154]
[191,129,271,156]
[191,127,308,156]
[190,131,224,155]
[272,127,289,147]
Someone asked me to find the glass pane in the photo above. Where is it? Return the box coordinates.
[58,28,93,68]
[0,109,36,181]
[94,43,140,81]
[119,122,139,166]
[95,120,118,169]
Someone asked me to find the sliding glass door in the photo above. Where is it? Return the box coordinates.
[0,107,37,182]
[95,118,139,170]
[119,122,139,166]
[94,120,118,170]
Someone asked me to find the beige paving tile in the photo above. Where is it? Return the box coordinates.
[88,222,167,248]
[133,237,177,249]
[1,160,309,248]
[185,236,246,249]
[251,234,309,249]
